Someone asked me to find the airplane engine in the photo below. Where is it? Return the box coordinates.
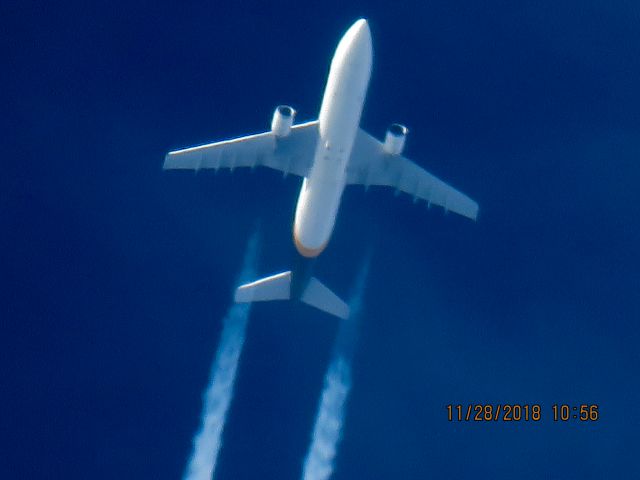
[383,123,409,155]
[271,105,296,137]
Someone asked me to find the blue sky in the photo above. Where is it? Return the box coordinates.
[2,1,639,478]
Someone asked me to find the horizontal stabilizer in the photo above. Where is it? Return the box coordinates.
[301,277,350,319]
[234,271,349,319]
[235,271,291,303]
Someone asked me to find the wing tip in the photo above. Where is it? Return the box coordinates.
[471,203,479,222]
[162,152,175,170]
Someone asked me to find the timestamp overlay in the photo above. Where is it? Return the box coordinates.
[446,404,600,423]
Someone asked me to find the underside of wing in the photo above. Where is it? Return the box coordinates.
[346,128,479,220]
[163,120,319,177]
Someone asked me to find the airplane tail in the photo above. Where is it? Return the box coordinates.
[234,271,350,319]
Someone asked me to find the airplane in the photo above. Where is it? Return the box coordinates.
[163,19,478,319]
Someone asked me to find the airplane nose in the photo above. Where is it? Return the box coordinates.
[350,18,371,45]
[344,18,372,59]
[332,18,373,72]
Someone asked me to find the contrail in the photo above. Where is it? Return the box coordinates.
[302,257,370,480]
[183,231,259,480]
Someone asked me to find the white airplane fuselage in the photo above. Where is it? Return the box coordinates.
[293,19,373,258]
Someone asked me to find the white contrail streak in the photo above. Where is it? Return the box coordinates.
[183,232,259,480]
[302,355,351,480]
[302,259,370,480]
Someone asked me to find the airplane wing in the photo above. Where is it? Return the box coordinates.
[164,120,319,177]
[346,128,479,220]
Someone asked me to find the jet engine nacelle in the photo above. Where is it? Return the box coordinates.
[383,123,409,155]
[271,105,296,137]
